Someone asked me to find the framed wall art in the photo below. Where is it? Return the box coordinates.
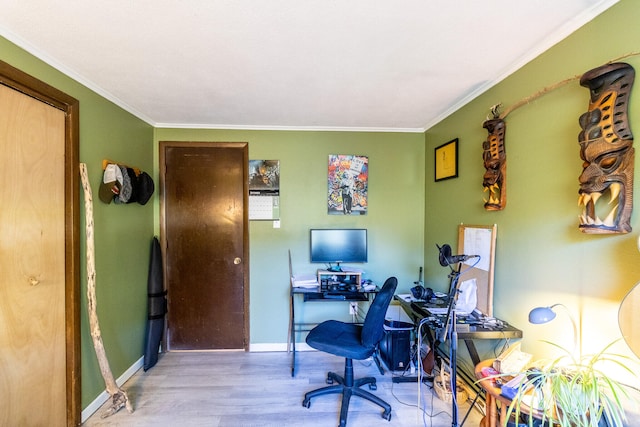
[435,138,458,182]
[327,154,368,215]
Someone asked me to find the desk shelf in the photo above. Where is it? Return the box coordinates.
[317,269,362,292]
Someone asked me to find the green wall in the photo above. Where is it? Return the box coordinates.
[154,129,425,343]
[424,0,640,366]
[0,38,155,408]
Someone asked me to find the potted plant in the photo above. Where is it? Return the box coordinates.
[501,340,637,427]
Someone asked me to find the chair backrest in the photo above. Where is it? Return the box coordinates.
[361,277,398,349]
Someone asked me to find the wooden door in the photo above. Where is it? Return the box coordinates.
[0,61,80,426]
[161,142,249,350]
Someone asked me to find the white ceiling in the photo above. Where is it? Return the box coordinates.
[0,0,619,132]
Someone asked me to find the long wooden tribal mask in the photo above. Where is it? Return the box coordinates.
[482,116,507,210]
[578,62,635,234]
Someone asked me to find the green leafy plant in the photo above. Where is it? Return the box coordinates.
[503,340,637,427]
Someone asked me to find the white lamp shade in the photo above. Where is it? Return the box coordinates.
[528,306,557,324]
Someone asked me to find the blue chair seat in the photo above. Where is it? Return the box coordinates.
[305,321,373,360]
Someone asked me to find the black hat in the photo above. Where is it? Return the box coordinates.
[136,172,154,205]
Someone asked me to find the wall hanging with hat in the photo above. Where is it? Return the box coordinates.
[99,159,154,205]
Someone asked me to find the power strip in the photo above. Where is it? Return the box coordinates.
[349,302,358,315]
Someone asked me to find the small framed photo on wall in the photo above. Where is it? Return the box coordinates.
[435,138,458,182]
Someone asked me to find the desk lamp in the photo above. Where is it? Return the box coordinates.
[528,303,579,358]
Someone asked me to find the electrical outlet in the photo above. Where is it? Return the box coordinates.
[349,302,358,315]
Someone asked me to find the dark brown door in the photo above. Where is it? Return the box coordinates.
[161,142,249,350]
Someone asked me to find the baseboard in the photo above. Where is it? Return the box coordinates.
[81,356,144,423]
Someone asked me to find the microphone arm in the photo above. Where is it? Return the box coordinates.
[447,254,480,264]
[436,243,480,266]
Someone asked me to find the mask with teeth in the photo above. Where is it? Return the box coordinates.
[482,118,507,211]
[578,62,635,234]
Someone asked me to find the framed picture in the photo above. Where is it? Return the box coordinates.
[327,154,368,215]
[435,138,458,182]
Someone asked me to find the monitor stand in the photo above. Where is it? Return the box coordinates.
[327,263,342,272]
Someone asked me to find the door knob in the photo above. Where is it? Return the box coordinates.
[234,257,242,265]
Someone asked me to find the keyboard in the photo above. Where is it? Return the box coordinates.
[323,291,367,300]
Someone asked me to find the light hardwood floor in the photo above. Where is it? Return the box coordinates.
[83,351,485,427]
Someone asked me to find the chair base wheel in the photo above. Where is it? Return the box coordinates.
[382,409,392,421]
[369,383,377,390]
[302,398,310,408]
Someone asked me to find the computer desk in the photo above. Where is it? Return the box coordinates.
[288,287,378,377]
[394,296,522,385]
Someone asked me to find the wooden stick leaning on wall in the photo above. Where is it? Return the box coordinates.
[80,163,134,418]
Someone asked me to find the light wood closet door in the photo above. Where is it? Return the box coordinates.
[0,84,67,425]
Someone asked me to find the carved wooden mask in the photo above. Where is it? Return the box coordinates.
[482,118,507,211]
[578,62,635,234]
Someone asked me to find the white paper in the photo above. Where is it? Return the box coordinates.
[292,274,319,288]
[456,278,477,314]
[463,228,491,271]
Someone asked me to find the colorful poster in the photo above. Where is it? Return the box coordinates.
[327,155,368,215]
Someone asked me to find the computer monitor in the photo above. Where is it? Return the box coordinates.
[309,228,367,271]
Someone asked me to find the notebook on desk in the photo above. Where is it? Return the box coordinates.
[289,249,319,289]
[292,274,319,288]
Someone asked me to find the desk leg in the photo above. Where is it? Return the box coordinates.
[464,339,481,366]
[290,293,296,377]
[486,394,497,427]
[498,402,506,426]
[287,292,292,353]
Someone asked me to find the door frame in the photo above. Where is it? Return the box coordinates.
[0,60,80,424]
[159,141,250,350]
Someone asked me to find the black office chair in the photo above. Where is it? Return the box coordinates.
[302,277,398,427]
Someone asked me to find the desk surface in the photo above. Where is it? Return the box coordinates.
[396,296,522,340]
